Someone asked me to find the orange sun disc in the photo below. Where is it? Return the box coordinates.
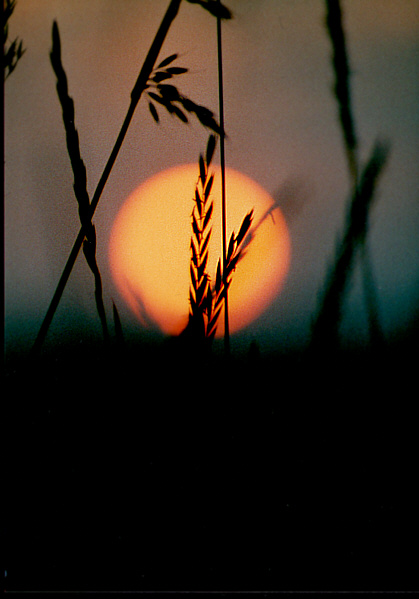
[109,164,291,337]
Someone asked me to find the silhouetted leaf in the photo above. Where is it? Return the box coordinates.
[148,101,159,123]
[195,110,223,136]
[215,259,222,293]
[5,39,16,62]
[50,21,61,69]
[215,281,230,308]
[204,174,214,201]
[192,211,200,241]
[172,104,188,123]
[194,188,202,218]
[16,40,25,60]
[180,97,224,134]
[204,285,213,319]
[189,288,197,314]
[166,66,188,75]
[195,104,214,120]
[190,263,197,291]
[206,134,217,166]
[203,201,213,231]
[201,228,212,256]
[226,252,241,277]
[196,278,208,306]
[148,91,168,107]
[157,53,178,69]
[3,0,15,22]
[198,251,208,279]
[112,301,124,343]
[191,238,198,267]
[207,305,222,338]
[199,154,206,185]
[207,325,218,344]
[152,71,172,83]
[226,231,235,263]
[235,210,254,248]
[158,83,180,102]
[181,98,223,136]
[148,91,177,116]
[180,97,200,114]
[82,228,98,275]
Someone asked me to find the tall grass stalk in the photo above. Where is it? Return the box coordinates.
[31,0,231,356]
[50,21,109,343]
[311,0,389,351]
[216,0,230,355]
[325,0,358,183]
[311,141,389,350]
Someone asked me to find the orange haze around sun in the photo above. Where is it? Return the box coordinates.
[109,165,291,337]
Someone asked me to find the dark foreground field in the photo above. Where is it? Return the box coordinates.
[4,332,418,593]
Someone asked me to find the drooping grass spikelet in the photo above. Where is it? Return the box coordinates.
[146,55,224,135]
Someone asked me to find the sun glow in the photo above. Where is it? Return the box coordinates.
[109,165,291,337]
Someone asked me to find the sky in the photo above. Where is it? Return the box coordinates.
[4,0,419,358]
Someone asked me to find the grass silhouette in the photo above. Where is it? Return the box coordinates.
[311,0,390,352]
[50,21,109,343]
[3,0,25,81]
[31,0,231,356]
[311,141,389,351]
[180,134,253,354]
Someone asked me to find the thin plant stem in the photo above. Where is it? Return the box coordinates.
[217,0,229,356]
[325,0,358,185]
[50,21,109,343]
[360,242,386,348]
[312,0,388,351]
[31,0,183,356]
[311,141,389,350]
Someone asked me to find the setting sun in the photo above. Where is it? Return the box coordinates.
[109,165,291,337]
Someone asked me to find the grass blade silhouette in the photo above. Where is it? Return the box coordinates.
[50,21,109,342]
[31,0,184,356]
[4,0,26,81]
[311,141,389,350]
[112,301,124,346]
[314,0,388,351]
[325,0,358,183]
